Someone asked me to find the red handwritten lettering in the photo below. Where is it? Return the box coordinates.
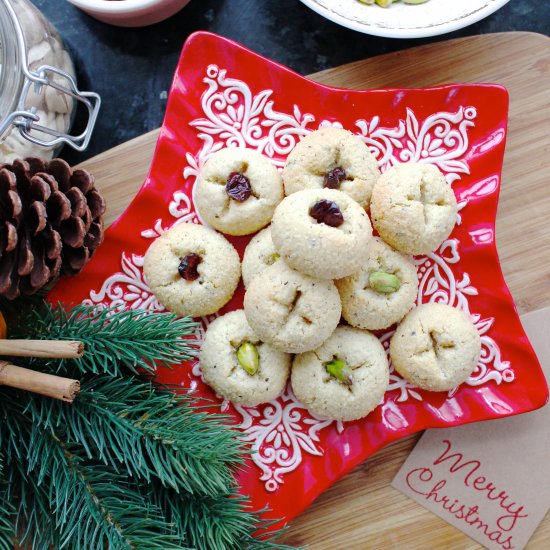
[500,535,514,550]
[473,476,487,489]
[433,439,482,485]
[405,468,517,550]
[434,440,528,531]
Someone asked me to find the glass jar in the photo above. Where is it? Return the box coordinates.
[0,0,100,162]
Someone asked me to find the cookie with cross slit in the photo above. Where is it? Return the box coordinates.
[241,226,280,289]
[370,162,458,255]
[271,188,372,280]
[291,325,389,422]
[243,260,341,354]
[389,303,481,392]
[282,127,380,208]
[336,237,418,330]
[194,147,284,236]
[199,310,291,406]
[143,222,240,318]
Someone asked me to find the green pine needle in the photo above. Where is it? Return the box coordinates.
[0,299,298,549]
[4,459,60,550]
[0,452,15,550]
[2,409,182,550]
[9,303,199,377]
[34,376,245,496]
[0,404,74,549]
[149,482,295,550]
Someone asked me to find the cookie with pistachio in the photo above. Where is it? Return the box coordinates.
[336,237,418,330]
[194,147,283,236]
[143,222,240,318]
[291,325,389,422]
[199,310,291,406]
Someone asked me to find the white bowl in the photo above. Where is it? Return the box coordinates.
[299,0,511,38]
[66,0,191,27]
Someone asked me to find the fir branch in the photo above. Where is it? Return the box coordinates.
[0,299,300,550]
[10,303,199,377]
[1,399,64,549]
[33,376,245,496]
[0,452,15,550]
[4,456,61,550]
[150,483,296,550]
[2,407,182,550]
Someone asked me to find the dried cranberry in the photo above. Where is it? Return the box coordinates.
[178,253,202,281]
[309,200,344,227]
[323,167,346,189]
[226,172,251,202]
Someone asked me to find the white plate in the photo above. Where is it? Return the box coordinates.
[299,0,511,38]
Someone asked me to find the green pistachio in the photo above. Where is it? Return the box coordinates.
[324,358,353,386]
[266,252,280,265]
[369,271,401,294]
[375,0,393,6]
[237,342,259,376]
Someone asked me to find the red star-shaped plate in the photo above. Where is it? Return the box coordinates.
[50,32,548,525]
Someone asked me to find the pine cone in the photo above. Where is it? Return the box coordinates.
[0,157,106,299]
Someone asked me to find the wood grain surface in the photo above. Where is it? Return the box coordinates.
[76,32,550,549]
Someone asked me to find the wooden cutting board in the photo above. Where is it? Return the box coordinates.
[78,32,550,549]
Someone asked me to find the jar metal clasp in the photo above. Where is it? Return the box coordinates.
[1,0,100,152]
[14,65,101,152]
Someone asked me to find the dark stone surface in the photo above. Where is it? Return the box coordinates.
[29,0,550,165]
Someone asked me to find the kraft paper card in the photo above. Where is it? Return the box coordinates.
[392,307,550,550]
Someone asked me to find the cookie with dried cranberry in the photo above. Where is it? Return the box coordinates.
[282,127,380,208]
[271,188,372,280]
[241,226,281,288]
[143,222,240,318]
[291,325,389,422]
[194,147,284,236]
[200,310,291,406]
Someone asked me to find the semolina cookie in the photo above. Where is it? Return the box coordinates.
[282,127,380,208]
[243,261,341,354]
[194,147,283,236]
[291,325,389,422]
[370,162,458,255]
[271,188,372,280]
[143,222,240,318]
[336,237,418,330]
[389,303,481,392]
[241,226,280,288]
[199,310,291,406]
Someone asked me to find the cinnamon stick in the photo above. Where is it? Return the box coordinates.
[0,361,80,402]
[0,340,84,358]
